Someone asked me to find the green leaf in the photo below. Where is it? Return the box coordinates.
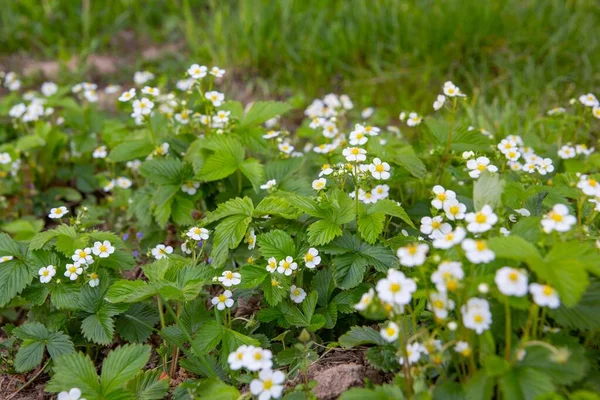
[125,370,170,400]
[499,367,554,400]
[369,199,415,228]
[339,326,387,348]
[366,346,400,372]
[202,197,254,226]
[13,323,75,372]
[15,341,45,373]
[357,211,386,244]
[239,158,264,192]
[474,171,505,210]
[307,219,343,246]
[487,236,542,265]
[0,239,35,307]
[332,253,369,289]
[180,378,241,400]
[519,342,587,385]
[81,310,116,345]
[196,138,245,182]
[116,303,160,343]
[241,101,292,127]
[210,214,252,268]
[46,352,101,397]
[393,145,427,178]
[550,281,600,330]
[258,230,296,260]
[108,138,155,162]
[253,196,302,219]
[280,291,325,331]
[191,321,223,355]
[339,385,405,400]
[140,158,184,185]
[100,344,152,395]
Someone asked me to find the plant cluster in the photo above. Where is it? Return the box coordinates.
[1,65,600,400]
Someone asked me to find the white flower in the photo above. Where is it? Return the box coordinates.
[466,157,498,178]
[0,152,12,165]
[399,112,407,121]
[495,267,528,297]
[205,91,224,107]
[134,71,154,85]
[303,248,321,269]
[462,239,495,264]
[64,263,83,280]
[428,291,455,319]
[593,106,600,119]
[212,290,234,310]
[104,84,121,94]
[349,129,368,146]
[92,146,107,159]
[58,388,86,400]
[340,94,354,110]
[399,342,424,365]
[103,180,115,192]
[376,269,417,306]
[266,257,278,273]
[541,204,576,233]
[227,345,250,370]
[260,179,277,190]
[118,88,136,102]
[497,138,518,154]
[433,94,446,110]
[579,93,599,107]
[278,142,294,154]
[210,66,226,78]
[431,261,464,292]
[141,86,160,97]
[219,270,242,287]
[187,227,209,241]
[181,181,200,195]
[250,369,285,400]
[48,206,69,219]
[181,242,192,254]
[132,98,154,116]
[443,199,466,220]
[420,216,451,239]
[380,322,399,342]
[461,298,492,334]
[263,130,280,139]
[361,107,374,119]
[72,248,94,266]
[397,243,429,267]
[39,265,56,283]
[372,184,390,199]
[188,64,207,79]
[9,103,27,119]
[152,142,169,157]
[406,112,422,127]
[83,90,98,103]
[547,107,566,116]
[342,147,367,162]
[465,205,498,233]
[151,244,172,260]
[577,175,600,196]
[369,158,391,180]
[0,256,14,263]
[529,283,560,309]
[454,341,471,357]
[537,158,554,175]
[432,227,466,249]
[175,109,191,124]
[277,256,297,276]
[247,230,256,250]
[41,82,58,97]
[116,177,132,189]
[244,347,273,371]
[575,144,594,156]
[319,164,334,177]
[290,286,307,303]
[431,185,456,210]
[312,178,327,191]
[558,145,576,159]
[88,272,100,287]
[443,81,465,97]
[355,288,375,311]
[92,241,115,258]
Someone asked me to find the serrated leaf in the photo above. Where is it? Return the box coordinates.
[125,370,169,400]
[108,138,155,162]
[339,326,387,348]
[241,101,292,127]
[210,214,252,268]
[474,171,505,210]
[46,352,101,396]
[366,346,400,372]
[239,158,264,192]
[202,197,254,226]
[253,196,302,219]
[190,321,223,355]
[140,158,184,185]
[393,145,426,178]
[101,344,152,395]
[499,367,554,400]
[307,219,343,246]
[81,310,116,345]
[116,303,160,343]
[257,230,296,260]
[550,281,600,330]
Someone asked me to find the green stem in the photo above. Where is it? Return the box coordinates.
[437,98,458,179]
[505,298,512,360]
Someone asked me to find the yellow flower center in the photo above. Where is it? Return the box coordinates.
[225,272,233,279]
[543,285,553,296]
[446,279,458,291]
[218,294,226,302]
[431,221,441,229]
[475,213,487,224]
[407,245,417,255]
[99,245,107,252]
[436,193,447,201]
[293,289,301,296]
[508,271,519,282]
[254,353,262,360]
[42,270,49,276]
[475,241,486,251]
[194,228,201,234]
[69,266,77,273]
[385,327,396,336]
[474,314,484,323]
[305,253,314,261]
[351,148,359,155]
[449,205,459,215]
[79,251,87,257]
[477,164,486,171]
[390,283,401,293]
[550,212,563,222]
[90,273,98,279]
[433,300,444,309]
[263,379,273,390]
[375,164,384,172]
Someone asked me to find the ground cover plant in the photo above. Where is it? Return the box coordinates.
[1,62,600,400]
[1,2,600,400]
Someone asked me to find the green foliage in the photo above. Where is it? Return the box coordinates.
[13,322,74,372]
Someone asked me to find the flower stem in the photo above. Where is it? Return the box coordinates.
[504,298,512,360]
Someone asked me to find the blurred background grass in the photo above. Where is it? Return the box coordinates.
[1,0,599,109]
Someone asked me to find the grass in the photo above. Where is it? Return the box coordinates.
[1,0,599,109]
